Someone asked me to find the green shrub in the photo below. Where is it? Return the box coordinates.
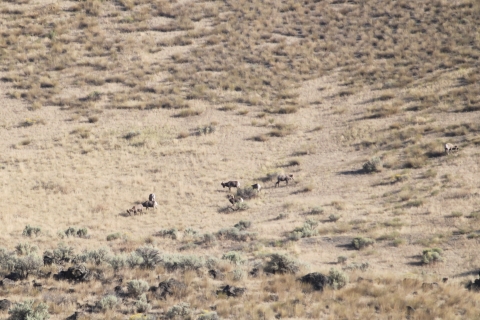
[77,227,88,238]
[108,255,126,272]
[337,256,348,264]
[156,228,178,240]
[53,243,75,263]
[307,207,324,215]
[15,243,38,256]
[22,225,41,237]
[86,247,112,265]
[352,237,375,250]
[222,251,244,265]
[135,246,162,269]
[166,302,191,319]
[183,228,199,237]
[215,228,257,242]
[264,253,300,274]
[135,294,151,313]
[8,300,49,320]
[329,214,341,222]
[14,254,43,279]
[328,268,349,289]
[197,311,219,320]
[232,268,245,281]
[289,220,318,241]
[342,262,370,272]
[363,157,382,173]
[163,254,204,272]
[127,280,149,297]
[126,252,144,269]
[233,220,252,231]
[236,187,258,200]
[96,295,118,311]
[422,248,443,264]
[0,248,16,271]
[64,227,77,237]
[107,232,122,241]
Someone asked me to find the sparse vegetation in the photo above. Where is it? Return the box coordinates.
[0,0,479,318]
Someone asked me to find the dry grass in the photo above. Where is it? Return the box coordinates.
[0,0,479,318]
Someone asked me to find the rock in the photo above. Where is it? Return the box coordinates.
[43,252,54,266]
[156,278,186,299]
[299,272,329,291]
[66,311,85,320]
[217,284,246,297]
[208,269,225,280]
[0,299,12,311]
[54,264,91,282]
[249,267,260,277]
[5,272,23,281]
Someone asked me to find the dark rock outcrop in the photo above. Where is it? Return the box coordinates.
[208,269,225,280]
[0,299,12,311]
[155,278,186,299]
[54,264,92,282]
[217,284,246,297]
[299,272,329,291]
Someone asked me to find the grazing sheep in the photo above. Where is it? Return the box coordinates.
[221,180,240,191]
[251,183,261,192]
[149,193,156,202]
[275,174,294,187]
[445,143,459,154]
[127,204,144,216]
[227,194,244,205]
[142,201,158,210]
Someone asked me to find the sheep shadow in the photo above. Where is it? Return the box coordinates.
[454,269,480,278]
[118,212,130,218]
[337,169,365,175]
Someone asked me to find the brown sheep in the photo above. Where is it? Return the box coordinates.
[275,174,294,187]
[221,180,240,191]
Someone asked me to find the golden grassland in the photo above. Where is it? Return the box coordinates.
[0,0,479,318]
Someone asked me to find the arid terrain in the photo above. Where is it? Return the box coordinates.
[0,0,479,319]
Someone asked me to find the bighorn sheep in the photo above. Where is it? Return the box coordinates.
[227,194,244,205]
[275,174,294,187]
[142,201,158,210]
[251,183,261,192]
[221,181,240,191]
[445,143,459,154]
[149,193,156,202]
[127,204,144,216]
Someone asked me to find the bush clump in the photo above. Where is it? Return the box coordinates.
[233,220,252,231]
[8,300,49,320]
[165,302,191,319]
[264,253,300,275]
[328,268,349,289]
[352,237,375,250]
[289,220,318,241]
[22,225,41,237]
[422,248,443,264]
[134,294,151,313]
[127,280,149,298]
[215,228,257,242]
[221,251,244,265]
[155,228,178,240]
[363,157,382,173]
[163,254,204,272]
[96,295,118,312]
[64,227,88,238]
